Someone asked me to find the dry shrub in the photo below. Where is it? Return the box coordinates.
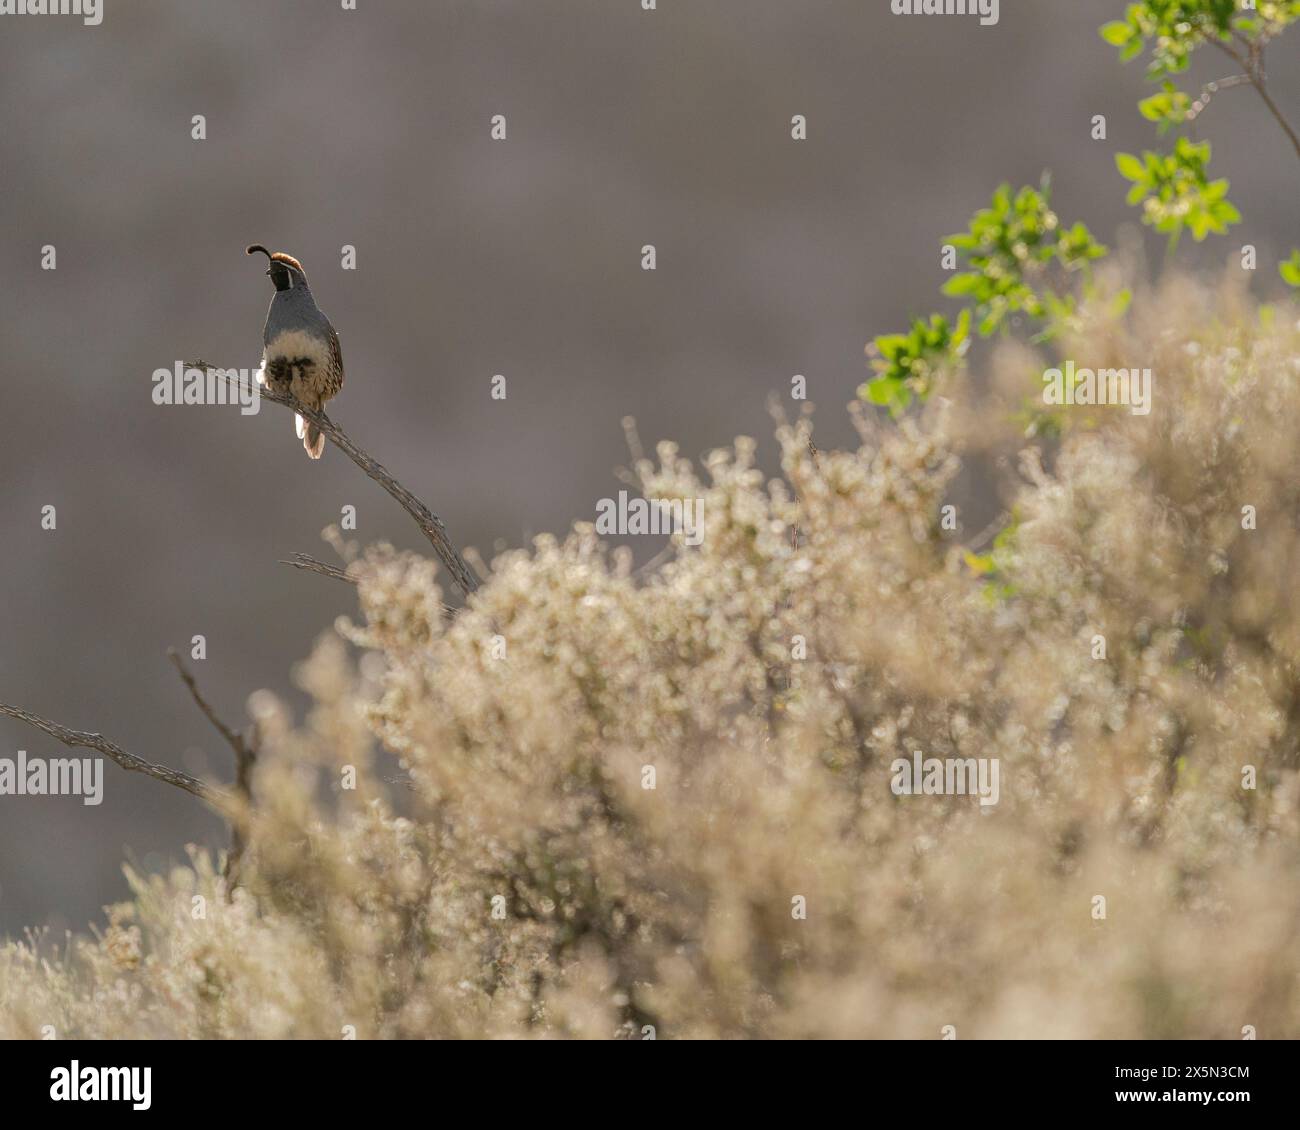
[2,273,1299,1039]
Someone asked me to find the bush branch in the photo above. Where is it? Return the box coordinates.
[167,647,253,762]
[187,361,480,598]
[0,703,223,803]
[281,553,458,621]
[280,552,358,584]
[166,648,257,882]
[1212,37,1300,161]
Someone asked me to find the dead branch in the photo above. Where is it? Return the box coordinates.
[187,361,480,598]
[166,649,258,883]
[167,648,252,760]
[0,703,223,803]
[281,553,459,622]
[280,552,358,584]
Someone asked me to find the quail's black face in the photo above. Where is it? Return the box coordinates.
[247,244,304,291]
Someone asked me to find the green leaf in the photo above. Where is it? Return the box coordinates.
[1118,142,1241,243]
[1280,250,1300,288]
[1213,200,1241,225]
[1138,94,1166,121]
[941,273,982,298]
[938,179,1106,340]
[1115,152,1146,181]
[1096,1,1297,78]
[862,377,902,406]
[1100,20,1134,46]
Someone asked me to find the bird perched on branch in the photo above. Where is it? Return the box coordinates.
[247,245,344,459]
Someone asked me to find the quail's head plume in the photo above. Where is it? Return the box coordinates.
[247,244,344,460]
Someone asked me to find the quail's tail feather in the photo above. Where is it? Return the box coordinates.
[293,411,325,458]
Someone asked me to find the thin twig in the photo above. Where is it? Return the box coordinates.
[1185,74,1251,125]
[790,436,822,552]
[386,774,419,792]
[167,648,250,759]
[280,552,358,585]
[0,703,223,803]
[225,723,258,886]
[281,553,456,616]
[1246,69,1300,161]
[1210,36,1300,161]
[187,361,480,598]
[967,510,1011,554]
[633,542,677,578]
[166,648,258,883]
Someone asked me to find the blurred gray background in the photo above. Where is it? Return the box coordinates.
[1,1,1296,935]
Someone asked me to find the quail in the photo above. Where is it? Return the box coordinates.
[247,245,344,459]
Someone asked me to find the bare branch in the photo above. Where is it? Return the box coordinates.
[1186,74,1252,125]
[967,511,1012,554]
[386,774,419,792]
[225,722,258,886]
[1211,37,1300,161]
[166,649,257,884]
[167,647,251,760]
[224,722,257,884]
[280,552,358,584]
[0,703,223,803]
[281,553,458,620]
[1246,72,1300,162]
[187,362,480,598]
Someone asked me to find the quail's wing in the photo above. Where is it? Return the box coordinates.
[328,325,344,388]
